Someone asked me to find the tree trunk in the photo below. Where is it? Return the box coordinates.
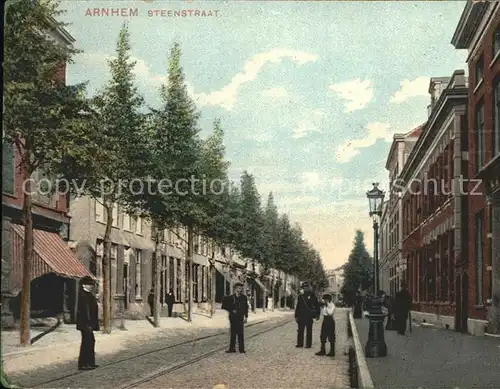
[20,164,33,346]
[187,225,194,322]
[210,258,216,317]
[102,200,113,334]
[283,273,288,309]
[278,278,282,310]
[153,232,161,327]
[262,276,266,312]
[271,277,275,311]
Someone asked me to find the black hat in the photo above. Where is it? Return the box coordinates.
[301,281,310,288]
[80,276,95,285]
[234,282,244,288]
[322,293,332,300]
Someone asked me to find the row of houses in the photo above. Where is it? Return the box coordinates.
[0,26,298,329]
[379,0,500,336]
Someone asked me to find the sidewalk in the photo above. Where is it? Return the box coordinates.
[2,309,293,374]
[354,317,500,388]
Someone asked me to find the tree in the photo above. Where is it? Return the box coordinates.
[263,193,279,307]
[3,0,87,345]
[341,230,373,306]
[136,43,205,323]
[57,23,147,333]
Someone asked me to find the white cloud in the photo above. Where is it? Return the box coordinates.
[329,79,374,112]
[292,108,325,138]
[335,122,393,163]
[390,76,429,103]
[277,195,321,207]
[262,87,289,99]
[301,171,321,188]
[75,52,167,87]
[190,49,318,111]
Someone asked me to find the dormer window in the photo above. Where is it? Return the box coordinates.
[475,55,484,86]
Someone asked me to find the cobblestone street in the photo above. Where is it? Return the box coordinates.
[134,309,350,389]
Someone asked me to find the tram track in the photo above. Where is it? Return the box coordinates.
[24,317,291,388]
[120,318,291,389]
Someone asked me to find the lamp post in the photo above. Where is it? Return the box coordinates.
[365,182,387,358]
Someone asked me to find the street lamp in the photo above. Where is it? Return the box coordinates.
[365,182,387,358]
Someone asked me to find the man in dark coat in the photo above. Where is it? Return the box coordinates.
[76,276,99,370]
[165,288,175,317]
[294,282,320,348]
[148,288,154,316]
[394,283,412,335]
[222,282,248,353]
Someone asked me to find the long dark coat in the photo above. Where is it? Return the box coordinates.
[76,290,99,331]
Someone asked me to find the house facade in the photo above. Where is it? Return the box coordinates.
[325,266,344,303]
[1,26,94,328]
[399,72,483,334]
[452,0,500,334]
[380,126,421,298]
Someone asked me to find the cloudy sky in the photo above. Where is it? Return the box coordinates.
[62,0,468,269]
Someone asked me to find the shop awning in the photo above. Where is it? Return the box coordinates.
[253,277,269,294]
[214,260,240,285]
[10,225,95,290]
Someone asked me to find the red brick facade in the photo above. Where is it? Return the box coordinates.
[400,72,469,330]
[465,9,500,322]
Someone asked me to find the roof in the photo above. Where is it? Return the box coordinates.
[385,124,424,170]
[451,0,489,49]
[11,224,94,280]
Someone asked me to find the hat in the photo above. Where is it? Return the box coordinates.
[322,293,332,300]
[300,281,310,288]
[80,276,95,285]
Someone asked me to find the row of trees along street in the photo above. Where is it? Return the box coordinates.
[3,0,329,346]
[340,230,374,306]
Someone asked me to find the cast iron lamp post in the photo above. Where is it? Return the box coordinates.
[365,182,387,357]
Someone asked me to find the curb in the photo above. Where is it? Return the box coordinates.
[348,311,375,389]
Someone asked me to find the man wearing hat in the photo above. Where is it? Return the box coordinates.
[294,281,320,348]
[222,282,248,353]
[76,276,99,370]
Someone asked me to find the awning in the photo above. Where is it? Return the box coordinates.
[253,277,269,294]
[10,225,95,290]
[214,260,239,284]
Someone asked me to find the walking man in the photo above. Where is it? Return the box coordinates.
[394,282,412,335]
[295,282,320,348]
[165,288,175,317]
[222,282,248,353]
[76,276,99,371]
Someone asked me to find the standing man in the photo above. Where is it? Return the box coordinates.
[222,282,248,353]
[147,288,154,317]
[165,288,175,317]
[393,282,412,335]
[76,276,99,371]
[295,282,320,348]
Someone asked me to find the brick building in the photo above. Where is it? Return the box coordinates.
[380,126,421,298]
[452,0,500,334]
[1,26,94,328]
[398,71,484,334]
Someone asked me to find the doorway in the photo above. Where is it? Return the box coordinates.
[123,263,129,310]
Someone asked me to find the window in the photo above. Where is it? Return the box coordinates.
[135,216,143,235]
[475,212,484,305]
[135,249,142,298]
[193,264,199,302]
[2,141,15,195]
[95,198,105,223]
[494,79,500,156]
[111,243,118,259]
[112,203,119,228]
[475,55,484,85]
[123,213,131,231]
[476,102,485,170]
[488,205,493,301]
[493,25,500,59]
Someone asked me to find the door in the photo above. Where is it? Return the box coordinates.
[123,263,128,310]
